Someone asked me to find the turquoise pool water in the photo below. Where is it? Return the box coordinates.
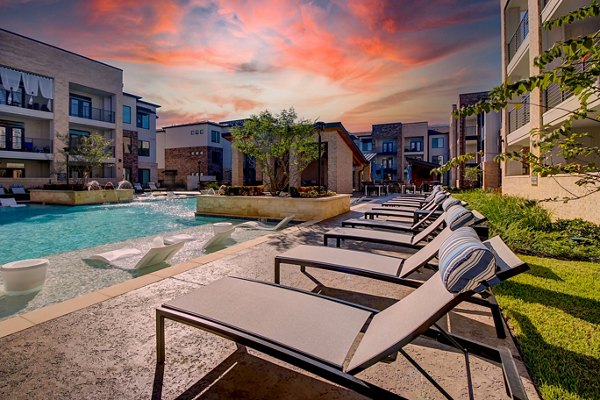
[0,197,232,265]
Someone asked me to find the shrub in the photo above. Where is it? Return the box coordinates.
[289,186,300,198]
[223,185,265,196]
[454,190,600,262]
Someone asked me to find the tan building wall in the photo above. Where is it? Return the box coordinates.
[0,29,123,184]
[503,175,600,224]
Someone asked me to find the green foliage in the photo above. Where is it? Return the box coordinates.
[454,190,600,261]
[57,132,113,181]
[289,186,300,198]
[223,185,265,196]
[231,108,319,195]
[443,4,600,200]
[205,182,220,190]
[495,255,600,400]
[463,166,480,187]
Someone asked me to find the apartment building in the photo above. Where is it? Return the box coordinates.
[0,29,159,188]
[159,121,233,189]
[122,93,160,186]
[428,125,450,185]
[501,0,600,221]
[450,92,502,189]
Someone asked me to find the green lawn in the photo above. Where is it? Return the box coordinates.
[494,255,600,400]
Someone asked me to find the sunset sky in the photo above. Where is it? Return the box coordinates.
[0,0,502,131]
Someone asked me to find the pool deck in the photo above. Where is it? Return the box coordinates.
[0,197,540,399]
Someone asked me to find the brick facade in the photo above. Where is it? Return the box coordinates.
[122,130,138,182]
[165,146,223,187]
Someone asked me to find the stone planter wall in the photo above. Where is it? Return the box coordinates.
[196,194,351,221]
[30,189,134,205]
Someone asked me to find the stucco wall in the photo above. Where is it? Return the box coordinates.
[503,175,600,224]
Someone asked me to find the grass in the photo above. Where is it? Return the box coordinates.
[494,255,600,400]
[453,190,600,262]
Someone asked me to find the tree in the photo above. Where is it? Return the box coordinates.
[231,108,319,194]
[56,132,113,183]
[435,2,600,201]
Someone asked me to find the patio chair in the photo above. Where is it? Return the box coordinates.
[363,193,452,221]
[10,184,27,195]
[237,215,295,231]
[201,224,236,251]
[0,197,27,208]
[324,205,484,248]
[147,182,159,191]
[156,230,528,400]
[275,225,507,338]
[133,182,144,193]
[89,237,185,269]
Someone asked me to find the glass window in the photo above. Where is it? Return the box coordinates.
[138,168,150,185]
[124,167,131,182]
[138,140,150,157]
[432,155,444,165]
[11,128,22,150]
[136,112,150,129]
[383,141,394,152]
[361,140,372,151]
[211,130,220,143]
[69,95,92,119]
[211,151,222,164]
[123,136,132,154]
[123,105,131,124]
[0,126,6,149]
[68,129,89,151]
[432,137,444,148]
[405,137,423,152]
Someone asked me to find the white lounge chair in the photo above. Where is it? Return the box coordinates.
[163,234,196,245]
[147,182,158,191]
[0,198,26,208]
[89,237,185,269]
[10,186,27,195]
[238,215,295,231]
[202,225,235,251]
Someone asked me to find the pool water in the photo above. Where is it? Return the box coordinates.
[0,197,233,265]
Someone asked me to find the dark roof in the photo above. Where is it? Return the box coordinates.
[406,157,441,169]
[137,99,161,108]
[428,129,449,135]
[162,121,225,130]
[1,28,122,72]
[123,92,142,99]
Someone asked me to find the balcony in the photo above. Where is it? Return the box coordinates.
[507,94,530,133]
[464,125,478,138]
[0,89,54,120]
[69,106,115,124]
[507,11,529,64]
[0,136,52,153]
[377,149,396,155]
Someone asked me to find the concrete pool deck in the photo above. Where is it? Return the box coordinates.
[0,198,540,399]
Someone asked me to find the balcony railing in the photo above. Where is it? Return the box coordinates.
[1,88,53,112]
[464,125,478,137]
[507,11,529,64]
[507,94,530,133]
[0,136,52,153]
[543,56,595,111]
[69,107,115,123]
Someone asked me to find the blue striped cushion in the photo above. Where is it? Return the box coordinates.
[442,197,461,211]
[433,191,449,205]
[438,227,496,293]
[445,205,475,229]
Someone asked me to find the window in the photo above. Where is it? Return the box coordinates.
[123,105,131,124]
[211,151,222,165]
[123,136,132,154]
[136,111,150,129]
[191,129,203,135]
[124,167,131,182]
[383,158,394,168]
[0,126,5,149]
[405,137,423,152]
[432,155,444,165]
[361,140,372,151]
[138,140,150,157]
[211,130,221,143]
[69,95,91,119]
[382,141,395,153]
[138,168,150,185]
[68,129,90,151]
[431,137,444,148]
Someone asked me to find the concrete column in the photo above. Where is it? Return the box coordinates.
[231,148,243,186]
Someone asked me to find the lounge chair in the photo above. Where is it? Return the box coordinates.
[163,234,196,245]
[275,224,506,338]
[89,237,184,269]
[147,182,159,191]
[0,198,26,208]
[201,224,236,251]
[10,185,27,195]
[133,182,144,193]
[156,230,528,400]
[0,185,5,196]
[324,205,485,248]
[237,215,295,231]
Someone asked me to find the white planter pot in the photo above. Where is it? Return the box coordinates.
[1,258,48,296]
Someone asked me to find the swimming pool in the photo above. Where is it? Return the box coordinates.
[0,197,233,265]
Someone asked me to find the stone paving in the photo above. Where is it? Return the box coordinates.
[0,198,540,399]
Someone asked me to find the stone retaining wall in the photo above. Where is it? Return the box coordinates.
[30,189,134,205]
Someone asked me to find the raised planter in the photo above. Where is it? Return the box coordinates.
[196,194,351,221]
[29,189,134,205]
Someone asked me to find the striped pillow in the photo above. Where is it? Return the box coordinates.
[438,227,496,293]
[433,191,449,205]
[442,197,461,211]
[445,205,475,230]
